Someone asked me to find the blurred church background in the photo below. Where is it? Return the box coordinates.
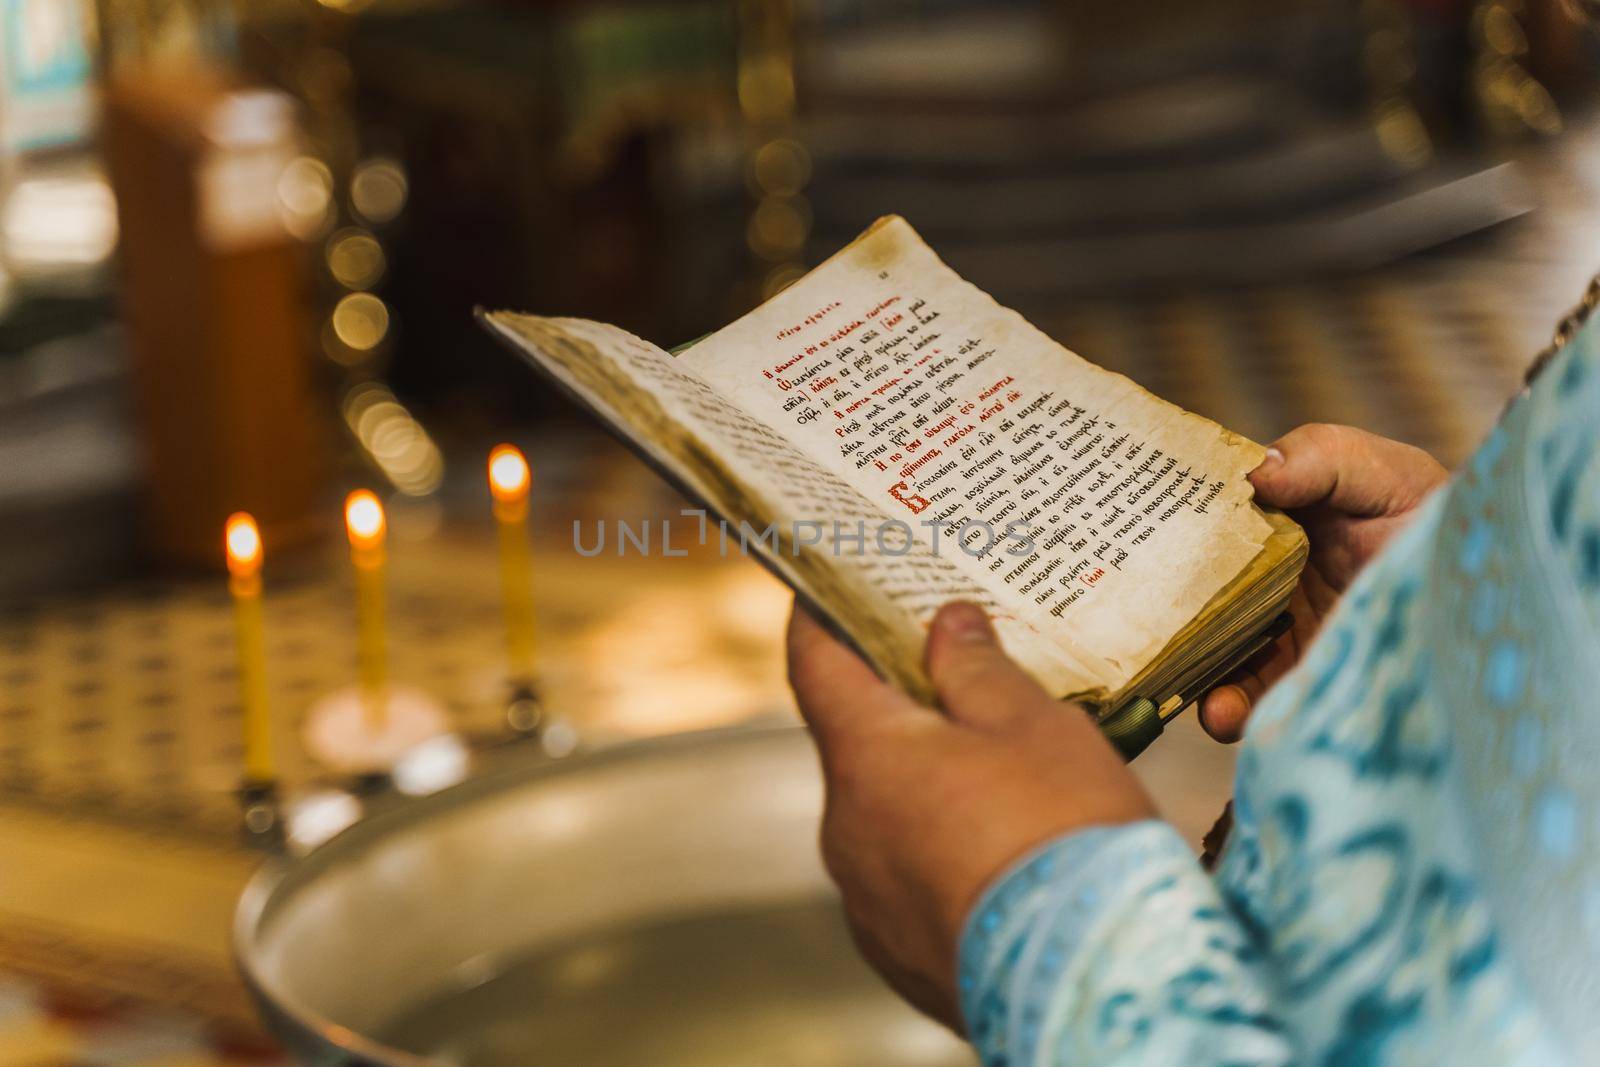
[2,0,1599,1061]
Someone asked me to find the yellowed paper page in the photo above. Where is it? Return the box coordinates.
[482,311,1052,698]
[681,216,1272,697]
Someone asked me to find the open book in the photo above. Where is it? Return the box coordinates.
[481,217,1306,747]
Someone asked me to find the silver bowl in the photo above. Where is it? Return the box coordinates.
[234,726,975,1066]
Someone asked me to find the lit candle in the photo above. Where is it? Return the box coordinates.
[344,490,389,729]
[225,512,274,785]
[488,444,537,683]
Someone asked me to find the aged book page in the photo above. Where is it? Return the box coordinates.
[680,216,1275,699]
[481,312,1045,700]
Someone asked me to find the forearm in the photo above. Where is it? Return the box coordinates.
[959,820,1296,1067]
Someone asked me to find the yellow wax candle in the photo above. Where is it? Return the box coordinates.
[344,490,389,730]
[488,444,537,681]
[225,512,274,784]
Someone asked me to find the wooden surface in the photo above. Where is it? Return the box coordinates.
[104,65,324,567]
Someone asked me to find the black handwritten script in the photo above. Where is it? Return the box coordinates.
[738,287,1236,619]
[495,216,1282,700]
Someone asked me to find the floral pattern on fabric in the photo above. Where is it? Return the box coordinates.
[959,313,1600,1067]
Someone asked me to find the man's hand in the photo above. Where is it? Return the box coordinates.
[787,601,1154,1029]
[1199,424,1447,742]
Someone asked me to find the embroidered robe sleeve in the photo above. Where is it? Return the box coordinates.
[958,820,1295,1067]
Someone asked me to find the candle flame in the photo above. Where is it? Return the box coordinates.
[488,444,530,504]
[344,490,386,550]
[225,512,262,577]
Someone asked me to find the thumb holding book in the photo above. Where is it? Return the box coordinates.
[786,601,1152,1030]
[1199,423,1448,742]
